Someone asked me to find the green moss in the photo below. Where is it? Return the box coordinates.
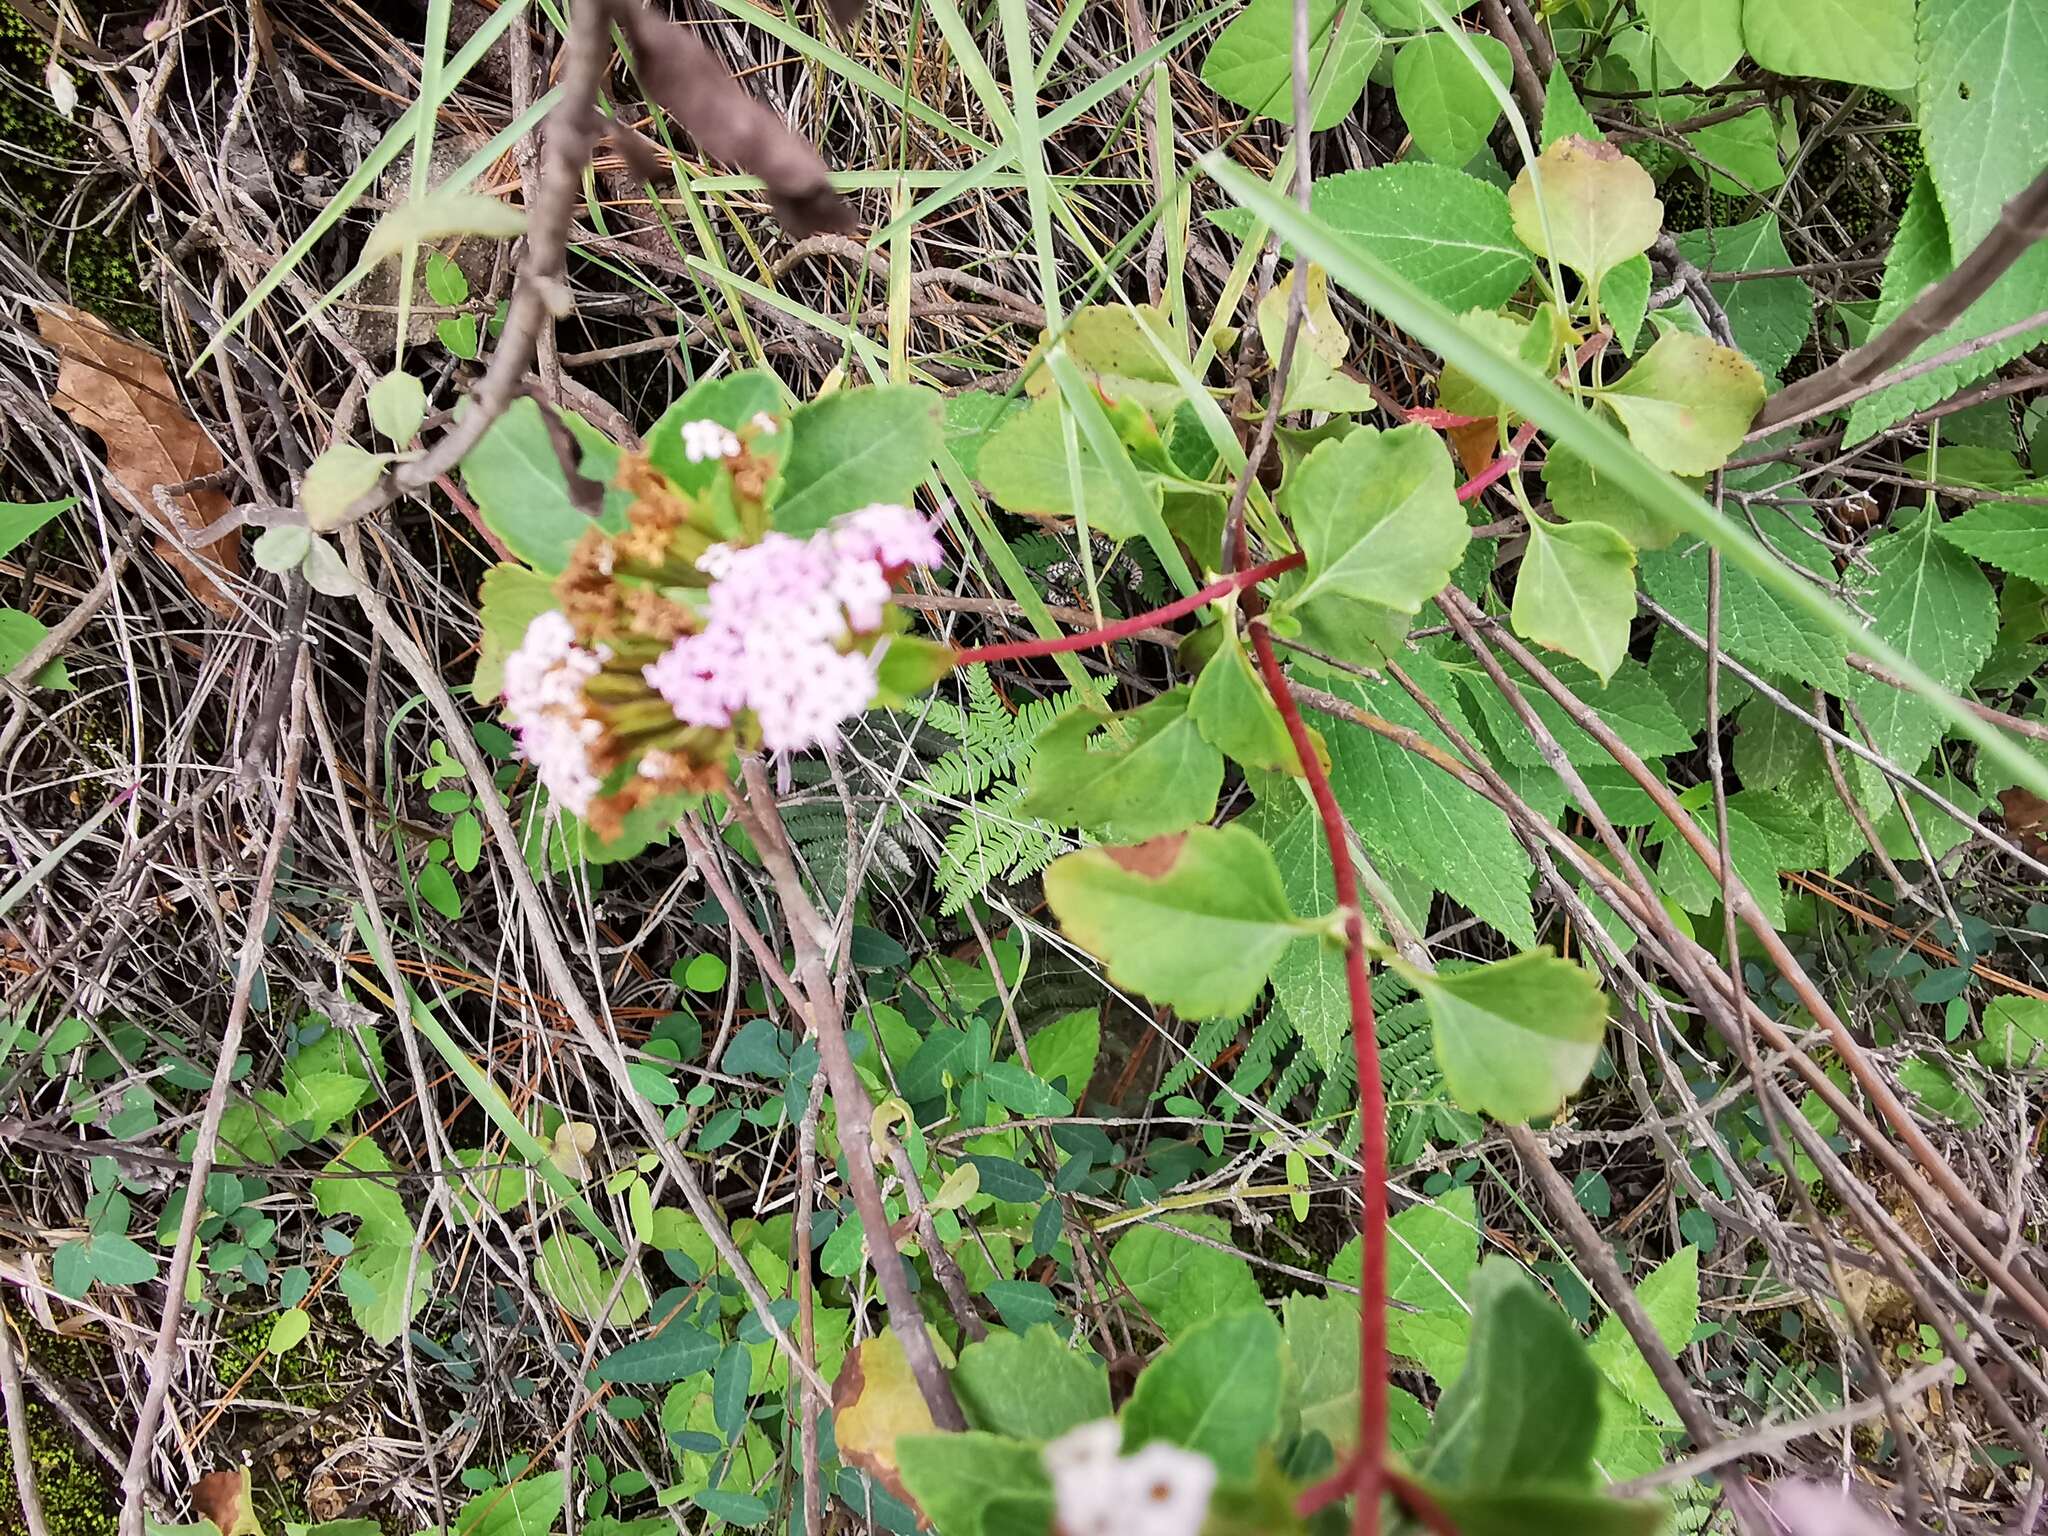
[0,2,155,337]
[0,1398,117,1536]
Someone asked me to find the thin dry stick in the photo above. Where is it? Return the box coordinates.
[0,1316,49,1536]
[794,1071,827,1536]
[118,658,306,1536]
[1751,162,2048,433]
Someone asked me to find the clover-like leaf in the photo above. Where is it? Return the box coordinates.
[1597,332,1766,474]
[1395,950,1607,1123]
[1044,825,1315,1018]
[1511,515,1638,682]
[1509,135,1663,303]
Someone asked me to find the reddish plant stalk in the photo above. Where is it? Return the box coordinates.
[952,552,1303,664]
[1453,419,1539,504]
[1247,616,1387,1536]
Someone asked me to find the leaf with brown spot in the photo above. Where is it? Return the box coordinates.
[832,1332,937,1511]
[35,305,239,617]
[617,4,854,237]
[191,1466,264,1536]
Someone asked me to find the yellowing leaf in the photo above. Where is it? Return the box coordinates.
[833,1332,939,1508]
[1597,332,1765,474]
[301,444,389,531]
[1509,136,1663,302]
[1258,265,1380,413]
[361,188,528,270]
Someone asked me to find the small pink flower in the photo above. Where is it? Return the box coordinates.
[502,612,607,813]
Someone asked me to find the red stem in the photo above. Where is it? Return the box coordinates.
[952,552,1303,665]
[1453,420,1539,504]
[1247,616,1387,1536]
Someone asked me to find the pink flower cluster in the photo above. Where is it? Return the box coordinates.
[644,503,942,753]
[502,611,607,814]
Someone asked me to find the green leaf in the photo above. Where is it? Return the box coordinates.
[1740,0,1913,87]
[1845,509,1997,808]
[1687,106,1786,196]
[267,1306,312,1354]
[1647,785,1805,930]
[897,1433,1050,1536]
[1120,1307,1282,1480]
[473,563,557,707]
[1920,0,2048,254]
[977,395,1140,532]
[1396,951,1607,1123]
[425,248,469,307]
[1392,33,1512,167]
[301,444,387,532]
[1309,165,1533,314]
[1324,665,1537,949]
[536,1233,650,1325]
[1110,1212,1262,1339]
[774,386,941,534]
[1672,216,1812,381]
[1201,0,1382,130]
[313,1142,413,1246]
[1639,505,1850,690]
[1939,499,2048,583]
[1280,423,1472,622]
[1539,68,1599,148]
[1421,1260,1604,1488]
[1642,0,1743,86]
[1597,333,1766,475]
[451,1471,565,1536]
[1022,690,1222,841]
[460,398,627,573]
[1509,135,1663,301]
[336,1241,432,1344]
[1587,1247,1699,1426]
[252,525,310,574]
[594,1321,721,1384]
[1543,442,1681,552]
[1043,825,1309,1018]
[1284,1293,1433,1456]
[952,1326,1112,1441]
[1022,1008,1099,1100]
[1360,0,1477,24]
[1846,173,2048,441]
[0,609,69,690]
[1191,627,1309,776]
[1977,997,2048,1068]
[368,369,427,442]
[1458,656,1696,769]
[1404,1483,1669,1536]
[0,497,73,561]
[645,372,785,494]
[360,188,526,269]
[1512,517,1638,682]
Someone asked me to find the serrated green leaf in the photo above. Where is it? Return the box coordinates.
[536,1233,649,1325]
[336,1241,432,1344]
[1112,1212,1262,1339]
[472,564,557,705]
[1939,499,2048,584]
[1397,951,1606,1123]
[1043,825,1308,1019]
[1022,690,1222,842]
[1121,1307,1282,1479]
[1597,333,1765,475]
[1393,33,1512,167]
[1672,216,1812,381]
[977,395,1143,534]
[1308,165,1533,314]
[645,372,785,494]
[1586,1246,1698,1426]
[1919,0,2048,253]
[953,1326,1112,1441]
[1512,517,1639,681]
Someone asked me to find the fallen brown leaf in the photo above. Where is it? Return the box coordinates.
[1447,416,1499,481]
[1998,787,2048,861]
[35,304,239,618]
[191,1465,265,1536]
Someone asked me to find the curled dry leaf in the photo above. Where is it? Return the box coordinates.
[616,2,854,238]
[191,1465,265,1536]
[35,304,239,618]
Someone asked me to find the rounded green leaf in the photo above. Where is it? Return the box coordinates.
[252,524,311,574]
[302,444,388,532]
[1201,0,1382,130]
[1280,422,1471,618]
[1022,690,1223,842]
[1542,442,1682,552]
[1306,164,1533,314]
[368,369,427,442]
[1043,824,1308,1019]
[1511,516,1639,682]
[267,1305,312,1354]
[1741,0,1913,89]
[1398,950,1607,1123]
[1392,32,1512,167]
[1120,1307,1282,1480]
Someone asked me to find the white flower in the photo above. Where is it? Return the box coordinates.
[1044,1421,1216,1536]
[680,418,741,464]
[502,612,607,814]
